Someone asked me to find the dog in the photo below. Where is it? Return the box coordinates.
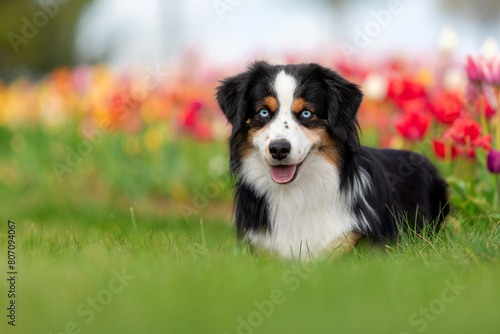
[216,62,449,259]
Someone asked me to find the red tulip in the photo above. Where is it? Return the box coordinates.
[440,119,491,160]
[472,134,492,151]
[179,101,202,128]
[395,110,432,142]
[431,91,463,124]
[474,95,496,119]
[443,118,482,146]
[387,76,428,109]
[465,147,476,159]
[400,98,431,114]
[433,140,459,159]
[177,101,213,140]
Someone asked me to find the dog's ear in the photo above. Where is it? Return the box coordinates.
[216,61,271,134]
[320,66,363,144]
[216,71,252,135]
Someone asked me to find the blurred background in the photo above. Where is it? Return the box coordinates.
[3,3,500,333]
[1,0,500,222]
[2,0,500,75]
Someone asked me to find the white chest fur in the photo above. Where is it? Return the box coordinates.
[241,151,362,259]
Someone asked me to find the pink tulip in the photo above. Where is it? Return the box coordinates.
[485,56,500,86]
[465,55,487,83]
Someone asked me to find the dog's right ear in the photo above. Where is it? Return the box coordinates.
[216,71,252,135]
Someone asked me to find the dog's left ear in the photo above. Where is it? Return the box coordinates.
[216,71,251,135]
[320,67,363,144]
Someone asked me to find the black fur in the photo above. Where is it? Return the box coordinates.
[216,62,449,244]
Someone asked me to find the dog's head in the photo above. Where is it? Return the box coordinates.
[216,62,362,186]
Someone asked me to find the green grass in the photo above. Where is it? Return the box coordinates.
[1,127,500,334]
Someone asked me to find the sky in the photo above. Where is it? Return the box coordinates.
[74,0,500,68]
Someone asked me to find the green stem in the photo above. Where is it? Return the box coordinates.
[446,140,453,175]
[465,138,475,196]
[478,85,489,135]
[496,175,500,210]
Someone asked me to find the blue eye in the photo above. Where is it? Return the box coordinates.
[300,110,313,119]
[258,109,270,118]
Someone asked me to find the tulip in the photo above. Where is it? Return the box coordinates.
[474,95,496,119]
[443,118,482,146]
[473,134,493,151]
[465,55,487,83]
[395,110,432,142]
[465,55,489,85]
[433,140,459,160]
[431,91,462,124]
[387,76,428,109]
[485,56,500,86]
[487,149,500,209]
[483,84,498,109]
[179,101,202,128]
[487,150,500,173]
[177,101,213,140]
[440,119,492,160]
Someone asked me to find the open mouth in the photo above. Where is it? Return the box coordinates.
[269,165,298,184]
[269,155,308,184]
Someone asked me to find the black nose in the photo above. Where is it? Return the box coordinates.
[269,140,291,160]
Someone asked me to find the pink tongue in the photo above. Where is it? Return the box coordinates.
[270,165,297,184]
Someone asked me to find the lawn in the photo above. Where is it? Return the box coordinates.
[1,126,499,334]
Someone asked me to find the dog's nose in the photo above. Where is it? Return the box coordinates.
[269,140,291,160]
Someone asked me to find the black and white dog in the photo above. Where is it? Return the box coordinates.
[216,62,449,259]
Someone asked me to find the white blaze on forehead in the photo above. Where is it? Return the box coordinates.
[274,70,297,116]
[271,70,298,137]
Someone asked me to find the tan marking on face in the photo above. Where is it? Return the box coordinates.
[292,98,307,114]
[236,131,254,162]
[262,96,278,112]
[292,97,316,115]
[303,126,341,169]
[302,125,322,144]
[248,123,272,157]
[237,122,273,162]
[318,130,341,168]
